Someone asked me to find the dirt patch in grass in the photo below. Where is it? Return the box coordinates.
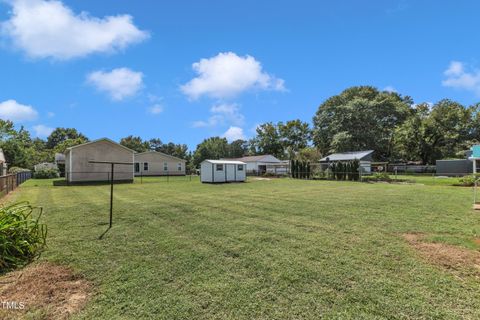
[251,177,272,181]
[0,262,91,319]
[403,233,480,277]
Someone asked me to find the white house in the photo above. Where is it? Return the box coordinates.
[34,162,58,172]
[223,155,286,175]
[200,160,246,183]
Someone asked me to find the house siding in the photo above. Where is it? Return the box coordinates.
[134,152,186,176]
[66,140,134,183]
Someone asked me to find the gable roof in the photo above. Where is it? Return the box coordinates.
[202,159,246,165]
[135,150,186,162]
[320,150,374,162]
[65,138,134,153]
[223,155,281,163]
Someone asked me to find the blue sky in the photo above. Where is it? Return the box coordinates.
[1,0,480,150]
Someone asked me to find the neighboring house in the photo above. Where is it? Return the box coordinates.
[65,138,134,183]
[320,150,374,173]
[134,151,186,176]
[34,162,58,172]
[223,155,286,175]
[200,160,246,183]
[55,153,65,165]
[0,148,6,176]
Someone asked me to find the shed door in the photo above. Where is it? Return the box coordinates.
[226,164,236,181]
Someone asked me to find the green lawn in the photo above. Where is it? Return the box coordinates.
[6,177,480,319]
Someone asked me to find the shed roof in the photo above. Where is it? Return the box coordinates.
[202,159,246,165]
[65,138,134,153]
[223,154,281,163]
[320,150,374,162]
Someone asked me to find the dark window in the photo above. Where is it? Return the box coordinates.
[238,164,243,171]
[144,162,149,171]
[178,163,182,171]
[163,162,168,171]
[216,164,223,171]
[134,163,140,173]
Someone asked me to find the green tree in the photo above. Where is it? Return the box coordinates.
[252,122,284,158]
[227,139,248,158]
[393,100,472,164]
[120,135,150,153]
[278,120,311,158]
[193,137,229,167]
[46,128,88,149]
[312,86,412,160]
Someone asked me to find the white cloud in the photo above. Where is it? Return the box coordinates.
[87,68,143,101]
[193,103,244,128]
[1,0,149,60]
[181,52,285,99]
[442,61,480,96]
[383,86,397,93]
[223,126,245,142]
[32,124,54,137]
[148,104,163,115]
[0,99,38,122]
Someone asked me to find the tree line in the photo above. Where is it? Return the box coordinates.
[1,85,478,173]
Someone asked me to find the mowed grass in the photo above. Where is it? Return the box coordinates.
[6,177,480,319]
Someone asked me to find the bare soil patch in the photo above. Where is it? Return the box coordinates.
[403,233,480,277]
[0,262,91,319]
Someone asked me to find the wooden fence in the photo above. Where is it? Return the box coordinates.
[0,171,32,199]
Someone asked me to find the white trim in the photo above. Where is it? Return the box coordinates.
[69,148,73,182]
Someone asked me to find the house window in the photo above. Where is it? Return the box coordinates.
[216,164,223,171]
[164,162,168,171]
[134,163,140,173]
[238,164,244,171]
[144,162,149,171]
[178,163,182,171]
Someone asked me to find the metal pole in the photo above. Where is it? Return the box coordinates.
[110,163,114,228]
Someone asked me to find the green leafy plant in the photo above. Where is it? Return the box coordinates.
[0,202,47,272]
[458,174,480,186]
[8,167,30,174]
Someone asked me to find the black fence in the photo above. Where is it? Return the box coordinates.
[0,171,32,198]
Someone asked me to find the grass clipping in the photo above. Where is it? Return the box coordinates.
[404,233,480,277]
[0,262,91,319]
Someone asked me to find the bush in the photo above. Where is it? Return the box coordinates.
[8,167,30,174]
[0,202,47,272]
[458,174,480,186]
[363,172,392,182]
[34,168,59,179]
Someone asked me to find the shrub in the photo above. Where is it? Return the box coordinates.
[0,202,47,272]
[458,174,480,186]
[362,172,392,182]
[8,167,30,174]
[34,168,59,179]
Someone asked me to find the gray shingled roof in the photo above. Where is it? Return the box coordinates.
[320,150,374,162]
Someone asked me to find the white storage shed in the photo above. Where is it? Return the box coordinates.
[200,160,246,183]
